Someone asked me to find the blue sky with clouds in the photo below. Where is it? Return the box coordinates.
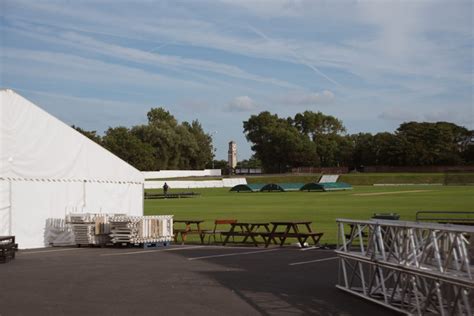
[1,0,472,160]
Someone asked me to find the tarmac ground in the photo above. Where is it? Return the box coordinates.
[0,244,399,316]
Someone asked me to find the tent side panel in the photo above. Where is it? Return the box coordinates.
[11,181,84,249]
[84,182,143,216]
[0,179,11,235]
[10,181,143,249]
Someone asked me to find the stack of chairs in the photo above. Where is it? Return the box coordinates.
[68,213,124,246]
[109,215,173,246]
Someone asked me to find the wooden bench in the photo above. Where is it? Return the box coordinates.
[221,231,261,237]
[145,192,201,199]
[173,220,204,244]
[261,232,323,247]
[0,236,16,263]
[264,221,324,248]
[221,222,262,246]
[200,219,237,244]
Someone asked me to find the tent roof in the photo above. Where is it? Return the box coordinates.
[230,183,264,192]
[260,183,283,192]
[301,182,352,191]
[0,89,144,184]
[300,183,325,191]
[279,182,305,191]
[260,183,304,192]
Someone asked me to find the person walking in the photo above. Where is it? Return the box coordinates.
[163,182,169,196]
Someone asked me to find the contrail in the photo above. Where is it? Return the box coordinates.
[246,24,342,88]
[147,42,172,53]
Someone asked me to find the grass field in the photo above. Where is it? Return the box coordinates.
[145,185,474,244]
[245,172,474,185]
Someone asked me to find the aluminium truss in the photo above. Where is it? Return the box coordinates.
[336,219,474,315]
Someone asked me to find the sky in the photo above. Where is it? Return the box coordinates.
[1,0,473,160]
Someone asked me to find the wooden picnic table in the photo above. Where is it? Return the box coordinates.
[263,221,323,248]
[222,222,262,246]
[173,220,204,243]
[242,222,279,244]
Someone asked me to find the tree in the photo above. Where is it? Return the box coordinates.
[236,155,262,169]
[293,111,345,137]
[351,133,376,167]
[292,111,346,167]
[396,122,468,165]
[243,111,317,172]
[183,120,213,169]
[132,108,214,170]
[72,106,215,170]
[207,159,228,169]
[102,127,156,170]
[72,125,102,144]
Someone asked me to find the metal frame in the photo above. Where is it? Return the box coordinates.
[336,219,474,315]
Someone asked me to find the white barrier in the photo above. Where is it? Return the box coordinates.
[319,174,339,183]
[145,178,247,189]
[142,169,222,179]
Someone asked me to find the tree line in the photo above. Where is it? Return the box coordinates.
[244,111,474,173]
[73,108,213,171]
[74,107,473,173]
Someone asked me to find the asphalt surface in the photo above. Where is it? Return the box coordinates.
[0,245,399,316]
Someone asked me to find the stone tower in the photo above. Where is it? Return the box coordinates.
[228,141,237,169]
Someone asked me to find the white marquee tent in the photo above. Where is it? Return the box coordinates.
[0,89,144,248]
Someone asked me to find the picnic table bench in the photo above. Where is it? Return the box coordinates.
[222,222,262,246]
[263,221,323,248]
[173,220,204,244]
[145,192,200,199]
[0,236,17,263]
[200,219,237,244]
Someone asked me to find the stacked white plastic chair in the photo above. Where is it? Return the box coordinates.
[67,213,122,246]
[109,215,173,245]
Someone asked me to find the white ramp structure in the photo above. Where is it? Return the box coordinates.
[336,219,474,315]
[319,174,340,183]
[0,89,144,248]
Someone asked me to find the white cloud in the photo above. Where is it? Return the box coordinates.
[424,109,474,126]
[378,108,419,122]
[379,107,473,128]
[278,90,335,106]
[6,0,471,90]
[11,89,150,131]
[2,0,472,138]
[226,96,258,112]
[1,48,208,91]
